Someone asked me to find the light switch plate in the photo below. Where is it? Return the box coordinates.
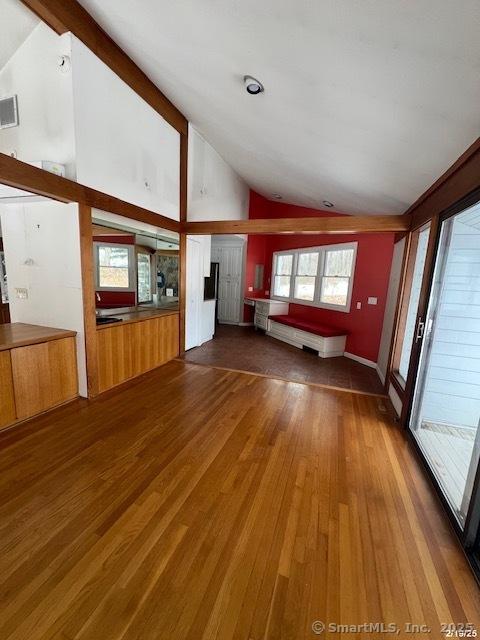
[356,302,361,309]
[368,297,378,305]
[15,287,28,299]
[248,286,253,292]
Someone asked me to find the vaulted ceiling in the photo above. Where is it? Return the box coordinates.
[0,0,38,70]
[59,2,480,214]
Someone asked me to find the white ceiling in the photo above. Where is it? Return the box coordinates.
[0,0,38,71]
[80,2,480,214]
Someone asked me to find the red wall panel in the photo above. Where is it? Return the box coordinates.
[244,192,395,362]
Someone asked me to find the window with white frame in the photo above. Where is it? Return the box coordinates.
[271,242,357,312]
[94,242,135,291]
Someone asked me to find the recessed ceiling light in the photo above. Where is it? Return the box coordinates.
[272,193,282,200]
[244,75,264,95]
[322,200,334,208]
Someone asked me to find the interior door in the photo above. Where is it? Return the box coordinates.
[217,244,243,324]
[185,238,201,350]
[409,201,480,527]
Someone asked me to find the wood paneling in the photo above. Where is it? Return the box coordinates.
[182,214,411,235]
[407,137,480,230]
[19,0,187,134]
[10,337,78,420]
[0,154,180,233]
[0,351,16,428]
[97,313,179,392]
[0,361,478,639]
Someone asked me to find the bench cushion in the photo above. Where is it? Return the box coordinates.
[269,315,347,338]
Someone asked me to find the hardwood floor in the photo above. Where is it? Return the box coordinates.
[0,361,478,639]
[182,324,385,395]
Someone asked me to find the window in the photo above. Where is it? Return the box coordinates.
[320,248,355,306]
[272,242,357,311]
[273,253,293,298]
[94,243,135,290]
[137,252,152,303]
[294,252,319,301]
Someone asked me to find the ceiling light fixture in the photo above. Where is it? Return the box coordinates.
[322,200,334,208]
[244,75,264,95]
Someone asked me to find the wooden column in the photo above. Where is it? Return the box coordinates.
[78,204,99,397]
[179,233,187,354]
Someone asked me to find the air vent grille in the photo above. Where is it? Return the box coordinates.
[0,95,19,129]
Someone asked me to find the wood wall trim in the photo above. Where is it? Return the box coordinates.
[182,215,411,235]
[78,204,99,398]
[179,233,186,354]
[180,132,188,223]
[406,137,480,230]
[0,154,180,233]
[20,0,187,134]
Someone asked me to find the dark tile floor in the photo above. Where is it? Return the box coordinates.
[182,324,385,395]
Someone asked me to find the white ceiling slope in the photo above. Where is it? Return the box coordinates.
[0,0,39,71]
[79,0,480,215]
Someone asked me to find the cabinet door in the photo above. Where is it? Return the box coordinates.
[0,351,16,428]
[11,338,78,420]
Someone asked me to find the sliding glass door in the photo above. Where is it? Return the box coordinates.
[409,202,480,527]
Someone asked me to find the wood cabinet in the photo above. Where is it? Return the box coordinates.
[97,312,179,392]
[11,338,78,420]
[0,351,16,428]
[0,324,78,431]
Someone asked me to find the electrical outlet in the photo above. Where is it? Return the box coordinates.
[368,297,378,305]
[248,286,253,292]
[356,301,361,309]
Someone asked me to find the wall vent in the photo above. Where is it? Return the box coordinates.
[0,95,19,129]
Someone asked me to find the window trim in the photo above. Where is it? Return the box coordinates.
[271,242,357,313]
[94,241,136,292]
[136,249,153,303]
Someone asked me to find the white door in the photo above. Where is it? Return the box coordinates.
[217,245,243,323]
[186,238,201,350]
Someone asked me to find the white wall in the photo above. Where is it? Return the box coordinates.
[0,201,87,397]
[188,126,249,221]
[71,36,180,221]
[376,237,405,384]
[0,23,76,179]
[186,234,215,350]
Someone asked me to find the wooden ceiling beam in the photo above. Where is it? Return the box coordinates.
[0,153,180,233]
[182,215,411,235]
[19,0,188,134]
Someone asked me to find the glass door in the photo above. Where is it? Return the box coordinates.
[409,202,480,527]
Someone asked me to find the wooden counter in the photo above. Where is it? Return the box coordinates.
[0,322,76,350]
[96,310,179,393]
[96,307,179,330]
[0,323,78,430]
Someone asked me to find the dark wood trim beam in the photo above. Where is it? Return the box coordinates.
[0,154,180,233]
[20,0,187,134]
[180,132,188,223]
[182,215,411,235]
[406,137,480,230]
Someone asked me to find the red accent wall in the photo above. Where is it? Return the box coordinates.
[244,192,395,363]
[249,190,346,219]
[94,234,136,308]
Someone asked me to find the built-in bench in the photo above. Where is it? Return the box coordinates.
[267,314,348,358]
